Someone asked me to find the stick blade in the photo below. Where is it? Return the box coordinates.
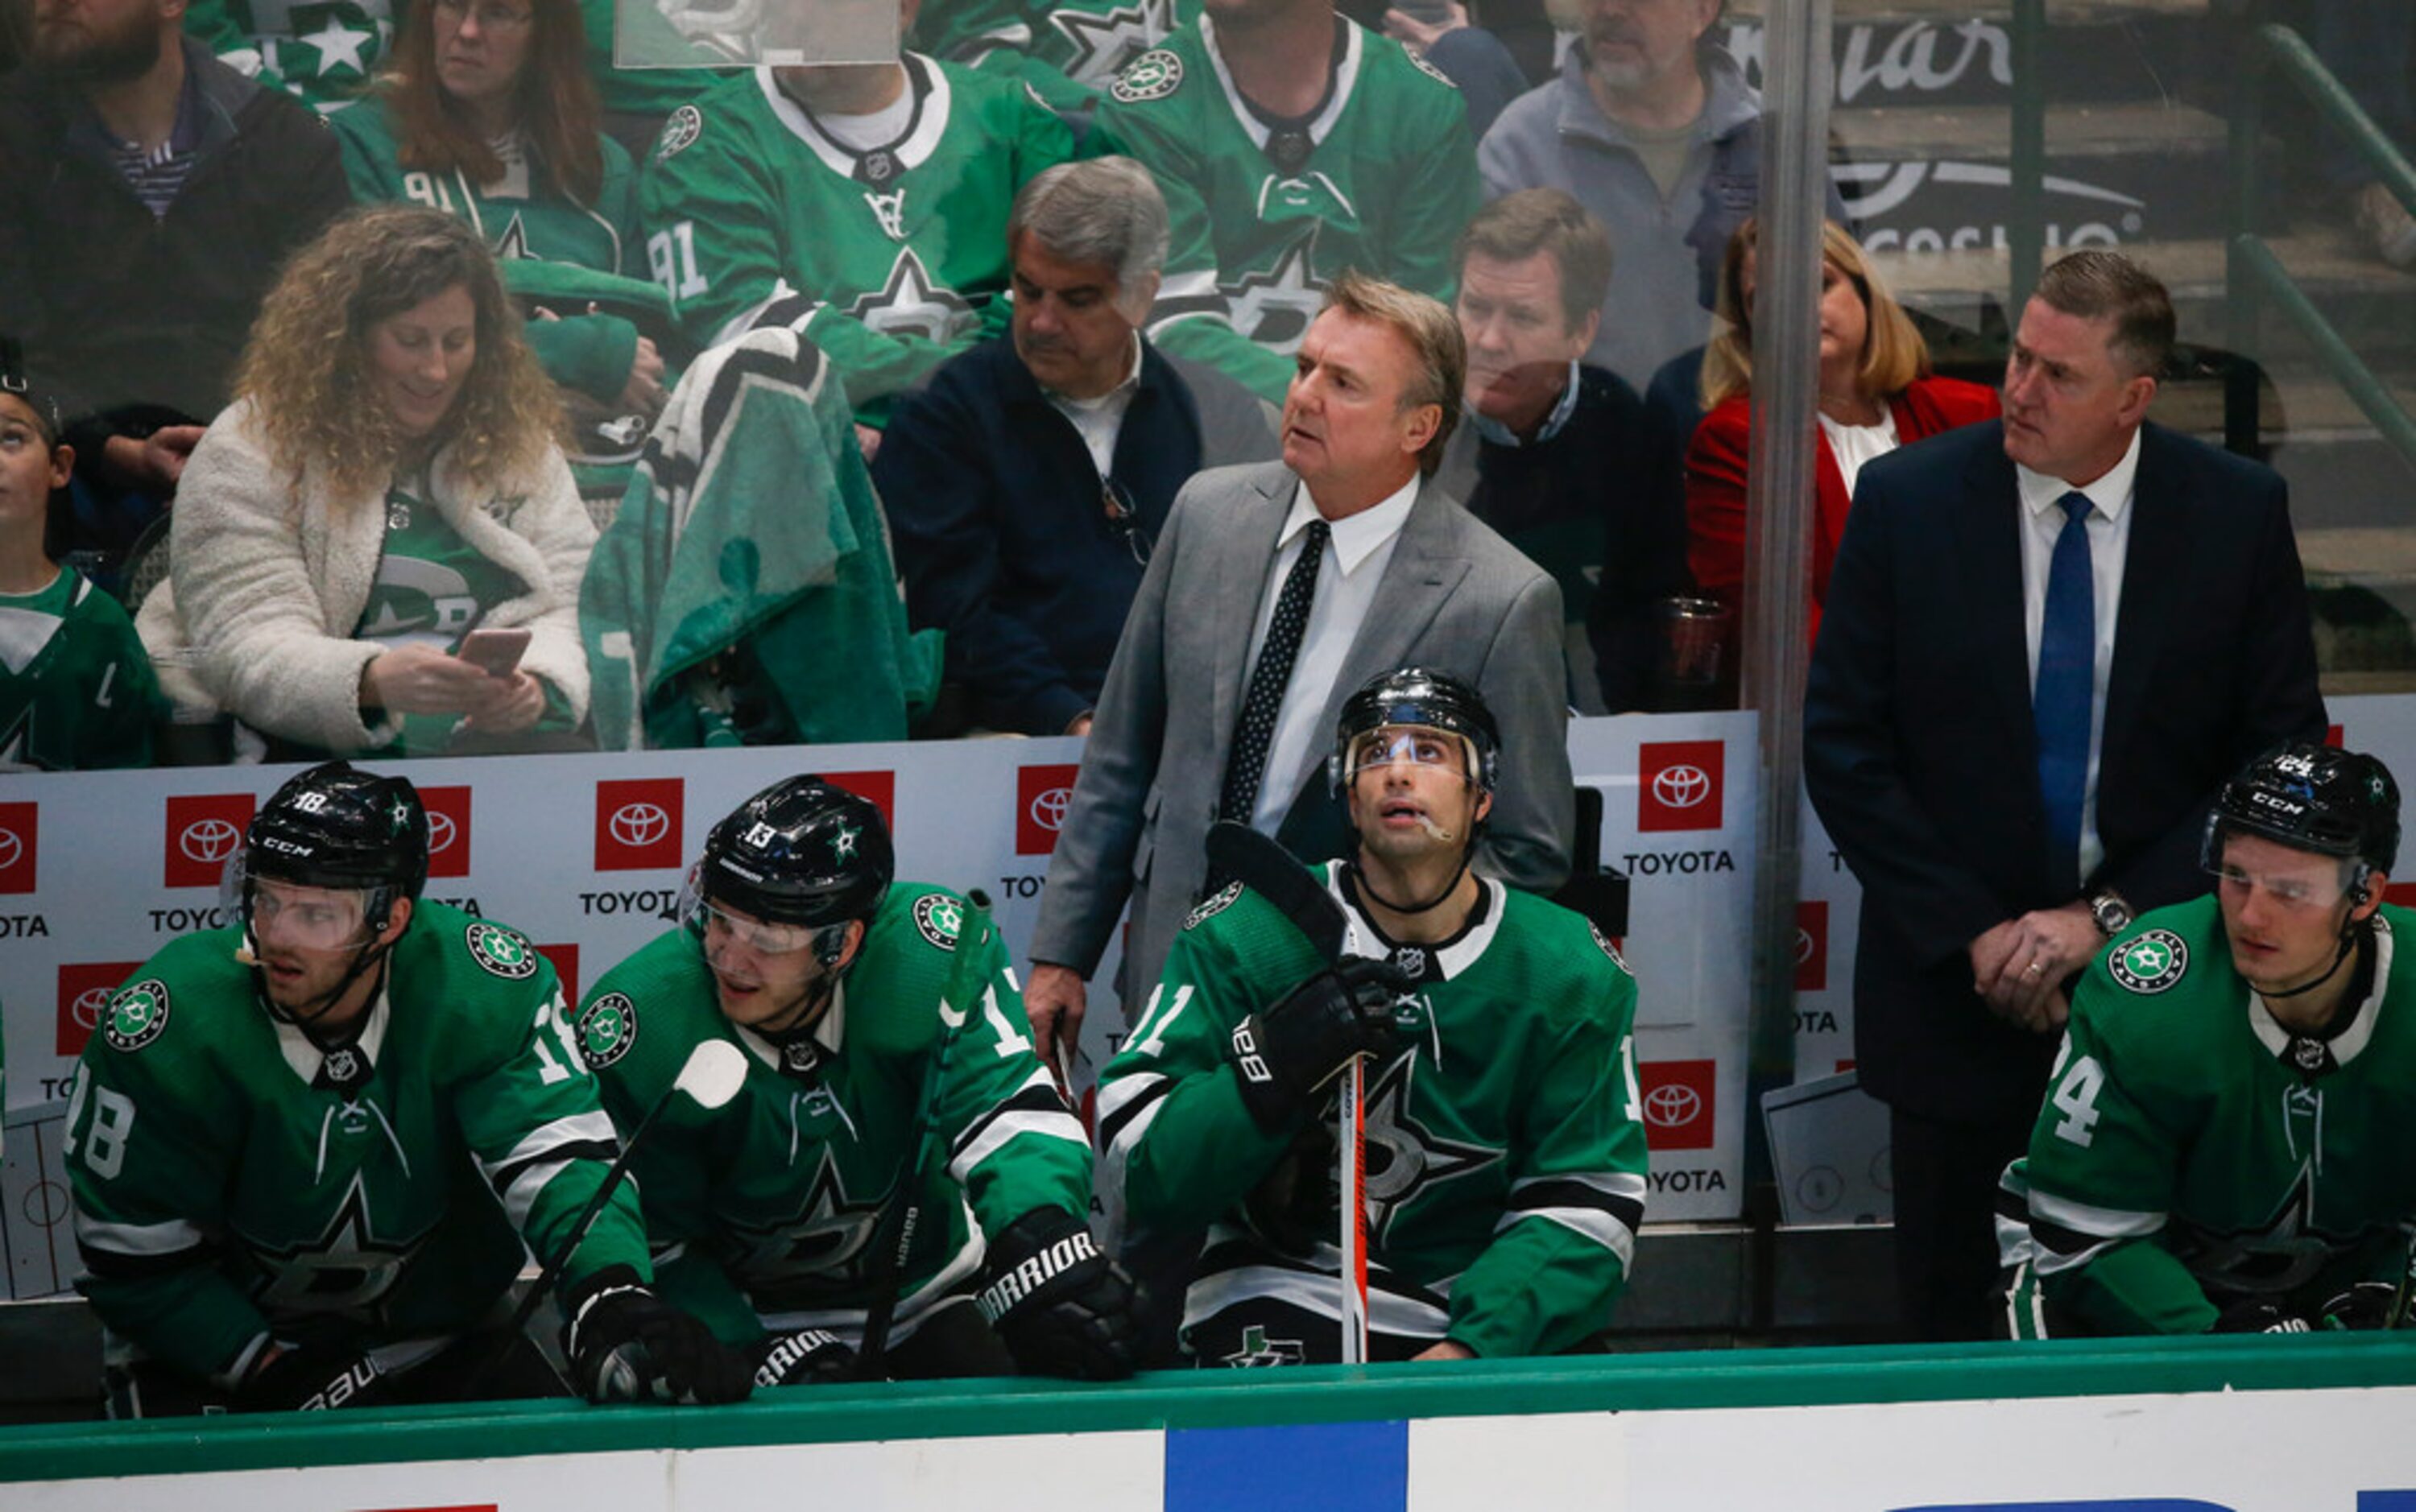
[1204,820,1347,962]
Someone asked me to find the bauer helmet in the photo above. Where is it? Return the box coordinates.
[2202,742,2400,887]
[697,776,894,935]
[1327,666,1501,796]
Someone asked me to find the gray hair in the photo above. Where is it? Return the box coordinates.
[1008,156,1170,312]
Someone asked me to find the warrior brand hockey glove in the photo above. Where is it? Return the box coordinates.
[563,1268,755,1405]
[974,1208,1140,1381]
[2316,1283,2404,1331]
[236,1341,391,1412]
[1227,956,1412,1130]
[754,1327,857,1388]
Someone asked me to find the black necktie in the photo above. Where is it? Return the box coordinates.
[1220,519,1330,825]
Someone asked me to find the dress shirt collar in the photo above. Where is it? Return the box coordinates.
[1283,473,1418,575]
[1469,361,1583,447]
[2017,426,2142,523]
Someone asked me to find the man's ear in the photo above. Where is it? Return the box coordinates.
[2114,373,2158,431]
[379,896,416,947]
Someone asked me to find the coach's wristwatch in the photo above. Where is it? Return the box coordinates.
[2088,890,2134,938]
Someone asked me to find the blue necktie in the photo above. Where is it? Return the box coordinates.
[2035,492,2095,886]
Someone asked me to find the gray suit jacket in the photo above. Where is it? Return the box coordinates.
[1029,460,1576,999]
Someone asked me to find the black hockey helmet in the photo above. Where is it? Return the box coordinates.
[1327,665,1501,795]
[244,761,430,907]
[697,775,894,930]
[2202,742,2401,882]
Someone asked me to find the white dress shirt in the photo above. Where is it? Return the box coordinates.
[1042,333,1145,478]
[1241,475,1418,832]
[2017,428,2142,886]
[1818,407,1900,498]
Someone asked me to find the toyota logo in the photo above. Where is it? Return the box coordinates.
[71,986,110,1031]
[180,818,243,864]
[1651,764,1711,810]
[1643,1084,1702,1128]
[1794,927,1815,965]
[428,812,458,855]
[1028,787,1073,832]
[0,828,18,871]
[610,803,670,849]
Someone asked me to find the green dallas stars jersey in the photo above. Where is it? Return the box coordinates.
[919,0,1174,109]
[1086,14,1482,403]
[0,567,161,772]
[575,883,1091,1346]
[2000,897,2416,1337]
[64,903,649,1387]
[636,58,1075,422]
[1096,865,1648,1359]
[185,0,390,112]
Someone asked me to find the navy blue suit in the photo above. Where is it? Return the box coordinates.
[1804,418,2325,1336]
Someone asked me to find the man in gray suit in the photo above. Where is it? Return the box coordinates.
[1023,271,1575,1078]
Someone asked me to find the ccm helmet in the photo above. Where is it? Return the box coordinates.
[242,761,429,925]
[697,776,894,931]
[2202,742,2401,886]
[1327,666,1501,795]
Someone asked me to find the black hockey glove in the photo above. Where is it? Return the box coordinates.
[1227,956,1411,1130]
[236,1341,391,1412]
[754,1327,858,1388]
[2211,1299,2316,1334]
[563,1268,754,1405]
[2317,1283,2404,1331]
[974,1208,1140,1381]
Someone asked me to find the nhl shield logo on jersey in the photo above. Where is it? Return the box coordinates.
[653,104,703,164]
[102,979,171,1052]
[577,993,639,1069]
[466,921,540,980]
[1110,48,1183,102]
[2111,929,2189,994]
[913,893,966,951]
[1184,881,1244,931]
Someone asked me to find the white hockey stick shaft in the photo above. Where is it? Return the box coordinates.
[1339,1054,1369,1364]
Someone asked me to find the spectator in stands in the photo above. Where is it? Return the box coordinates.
[1685,217,1996,654]
[333,0,668,428]
[1479,0,1840,393]
[1437,188,1676,713]
[1381,1,1533,139]
[0,351,162,770]
[915,0,1175,113]
[2311,0,2416,270]
[137,205,597,760]
[0,0,350,581]
[875,158,1278,737]
[1086,0,1483,403]
[635,0,1076,426]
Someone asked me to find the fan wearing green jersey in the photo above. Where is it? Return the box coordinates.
[636,0,1077,425]
[917,0,1174,112]
[66,762,751,1415]
[2000,742,2416,1337]
[0,356,162,770]
[577,776,1138,1383]
[1097,667,1648,1363]
[1087,0,1483,403]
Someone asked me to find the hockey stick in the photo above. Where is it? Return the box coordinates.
[856,889,994,1377]
[477,1038,749,1392]
[1202,822,1370,1364]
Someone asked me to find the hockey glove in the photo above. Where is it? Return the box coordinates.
[2317,1283,2404,1331]
[975,1208,1140,1381]
[236,1341,391,1412]
[564,1268,755,1405]
[1228,956,1411,1130]
[2211,1299,2316,1334]
[754,1327,857,1388]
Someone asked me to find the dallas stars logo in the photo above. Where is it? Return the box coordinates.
[1049,0,1172,88]
[1223,232,1328,354]
[492,213,534,262]
[914,893,965,950]
[0,704,35,772]
[242,1172,434,1316]
[1110,46,1183,102]
[1221,1323,1305,1367]
[724,1147,888,1289]
[2175,1166,2373,1303]
[577,992,639,1068]
[2110,928,2187,994]
[1360,1051,1500,1244]
[466,922,540,980]
[846,248,976,345]
[103,979,172,1052]
[832,824,860,862]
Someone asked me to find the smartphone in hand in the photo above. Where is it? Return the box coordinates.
[454,626,532,677]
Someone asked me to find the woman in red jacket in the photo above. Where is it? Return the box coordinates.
[1685,219,1999,648]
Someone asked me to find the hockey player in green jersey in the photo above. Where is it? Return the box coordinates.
[66,762,751,1415]
[1086,0,1483,403]
[0,362,161,771]
[1096,667,1648,1363]
[2000,742,2416,1337]
[577,776,1138,1383]
[635,0,1077,423]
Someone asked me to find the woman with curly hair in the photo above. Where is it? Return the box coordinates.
[139,204,597,758]
[331,0,665,420]
[1685,217,1999,648]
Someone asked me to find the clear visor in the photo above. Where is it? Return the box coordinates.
[687,892,821,956]
[2206,859,2356,911]
[241,874,376,952]
[1344,725,1472,783]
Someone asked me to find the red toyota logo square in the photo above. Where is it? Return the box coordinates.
[421,786,472,878]
[536,943,580,1003]
[823,770,896,829]
[1637,741,1723,832]
[57,960,143,1056]
[595,779,684,871]
[0,801,35,894]
[164,792,256,889]
[1639,1059,1716,1151]
[1016,763,1080,856]
[1794,900,1830,993]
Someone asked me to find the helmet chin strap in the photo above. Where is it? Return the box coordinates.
[1347,852,1471,917]
[2261,909,2368,1002]
[250,930,396,1039]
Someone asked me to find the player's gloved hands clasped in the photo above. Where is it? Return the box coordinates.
[974,1208,1140,1381]
[236,1340,391,1412]
[564,1268,754,1405]
[1228,956,1412,1130]
[754,1327,857,1388]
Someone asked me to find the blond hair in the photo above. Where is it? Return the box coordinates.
[1320,270,1465,477]
[234,204,561,501]
[1699,218,1929,411]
